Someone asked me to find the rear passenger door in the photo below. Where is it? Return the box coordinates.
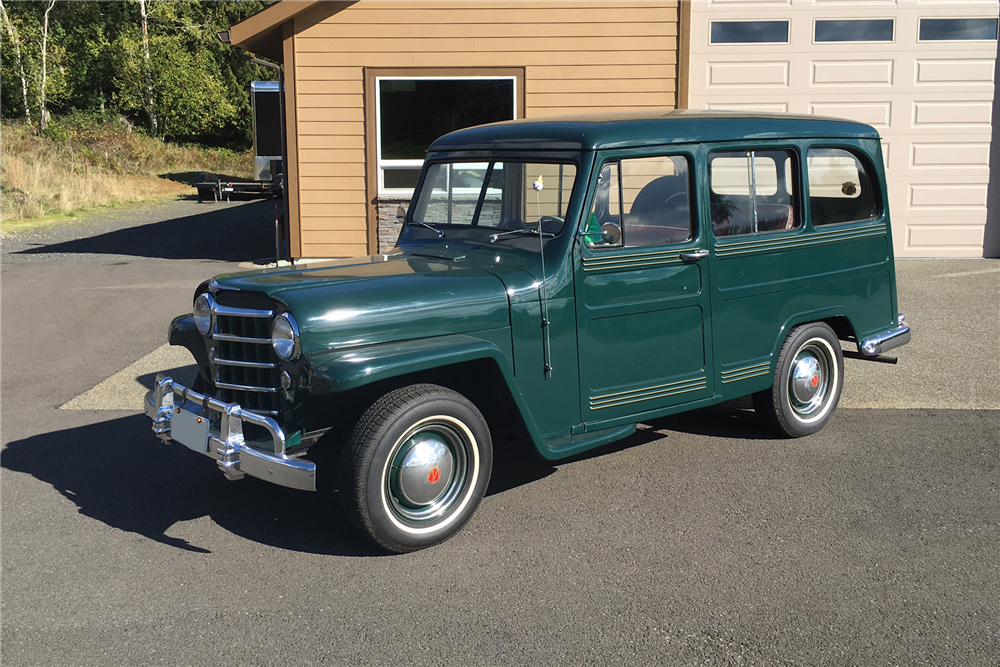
[707,145,805,397]
[574,150,714,424]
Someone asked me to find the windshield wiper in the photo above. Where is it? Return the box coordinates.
[489,228,555,243]
[411,221,446,238]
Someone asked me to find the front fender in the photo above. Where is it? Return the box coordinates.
[168,314,211,376]
[307,333,511,393]
[305,333,547,448]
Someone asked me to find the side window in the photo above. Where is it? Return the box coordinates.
[709,149,799,237]
[807,148,880,226]
[584,156,693,248]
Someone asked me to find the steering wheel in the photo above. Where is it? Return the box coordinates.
[665,192,688,205]
[538,215,565,234]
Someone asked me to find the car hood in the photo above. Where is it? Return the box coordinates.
[211,253,511,354]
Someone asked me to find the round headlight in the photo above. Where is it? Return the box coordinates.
[271,312,300,361]
[193,293,214,336]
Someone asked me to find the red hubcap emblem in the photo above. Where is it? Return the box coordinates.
[811,375,819,387]
[428,467,441,484]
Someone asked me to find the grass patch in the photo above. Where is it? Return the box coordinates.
[0,197,174,236]
[1,114,252,230]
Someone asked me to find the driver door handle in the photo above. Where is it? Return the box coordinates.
[679,249,709,264]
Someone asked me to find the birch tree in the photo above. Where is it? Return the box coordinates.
[38,0,55,131]
[0,0,32,120]
[138,0,158,135]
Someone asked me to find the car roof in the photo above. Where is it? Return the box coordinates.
[427,109,880,153]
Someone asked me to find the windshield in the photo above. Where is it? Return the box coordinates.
[410,161,578,236]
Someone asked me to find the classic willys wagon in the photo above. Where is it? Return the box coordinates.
[146,110,910,552]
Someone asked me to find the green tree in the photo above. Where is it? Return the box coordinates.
[2,0,276,147]
[112,0,274,143]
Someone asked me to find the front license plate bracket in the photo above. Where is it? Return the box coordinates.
[172,409,210,454]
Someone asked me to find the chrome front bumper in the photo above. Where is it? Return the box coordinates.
[144,374,316,492]
[859,313,911,357]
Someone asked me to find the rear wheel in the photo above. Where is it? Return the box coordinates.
[753,322,844,437]
[339,384,493,553]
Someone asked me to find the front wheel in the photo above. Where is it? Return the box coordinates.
[339,384,493,553]
[753,322,844,437]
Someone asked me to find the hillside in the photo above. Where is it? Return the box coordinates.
[0,114,253,231]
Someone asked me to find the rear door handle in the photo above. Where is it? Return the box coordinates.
[679,249,709,263]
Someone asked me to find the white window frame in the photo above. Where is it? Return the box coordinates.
[375,76,518,196]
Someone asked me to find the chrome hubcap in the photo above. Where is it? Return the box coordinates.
[788,343,830,417]
[387,421,468,523]
[396,436,455,506]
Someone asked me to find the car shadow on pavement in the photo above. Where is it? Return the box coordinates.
[644,400,782,440]
[12,199,280,262]
[2,406,776,558]
[1,414,382,557]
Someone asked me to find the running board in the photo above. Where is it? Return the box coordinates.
[543,423,638,458]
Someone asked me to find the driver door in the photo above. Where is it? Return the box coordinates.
[574,151,714,423]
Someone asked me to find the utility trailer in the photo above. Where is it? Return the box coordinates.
[197,81,283,202]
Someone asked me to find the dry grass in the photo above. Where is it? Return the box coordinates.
[1,116,253,228]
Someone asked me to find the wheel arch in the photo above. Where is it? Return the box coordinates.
[167,314,212,382]
[772,308,860,358]
[304,335,543,453]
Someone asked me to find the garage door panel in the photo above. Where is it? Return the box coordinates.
[916,59,996,85]
[905,225,986,255]
[810,102,892,127]
[910,142,992,169]
[708,61,789,87]
[908,183,989,209]
[705,101,789,112]
[811,60,894,86]
[912,100,993,127]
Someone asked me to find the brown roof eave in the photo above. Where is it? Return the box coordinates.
[228,0,323,62]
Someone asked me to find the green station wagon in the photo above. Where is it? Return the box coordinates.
[146,110,910,553]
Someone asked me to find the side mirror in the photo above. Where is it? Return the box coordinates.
[396,205,407,222]
[600,221,622,246]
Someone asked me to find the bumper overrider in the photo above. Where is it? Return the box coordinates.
[859,313,911,357]
[144,374,316,492]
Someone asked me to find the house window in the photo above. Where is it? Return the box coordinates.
[710,21,789,44]
[815,19,894,43]
[376,77,517,193]
[919,18,998,41]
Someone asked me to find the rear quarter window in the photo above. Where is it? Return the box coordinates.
[807,148,880,226]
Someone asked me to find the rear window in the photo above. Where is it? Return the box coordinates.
[807,148,880,226]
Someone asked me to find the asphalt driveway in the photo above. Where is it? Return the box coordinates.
[2,200,998,665]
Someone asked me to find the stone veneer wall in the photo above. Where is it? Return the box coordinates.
[376,196,410,253]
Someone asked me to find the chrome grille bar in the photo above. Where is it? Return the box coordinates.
[212,304,273,318]
[215,379,278,393]
[213,333,270,344]
[213,357,276,369]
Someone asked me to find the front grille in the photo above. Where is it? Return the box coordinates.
[210,303,280,415]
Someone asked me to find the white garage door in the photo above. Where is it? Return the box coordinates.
[687,0,999,258]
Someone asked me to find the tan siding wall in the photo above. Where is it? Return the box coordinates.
[293,1,679,257]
